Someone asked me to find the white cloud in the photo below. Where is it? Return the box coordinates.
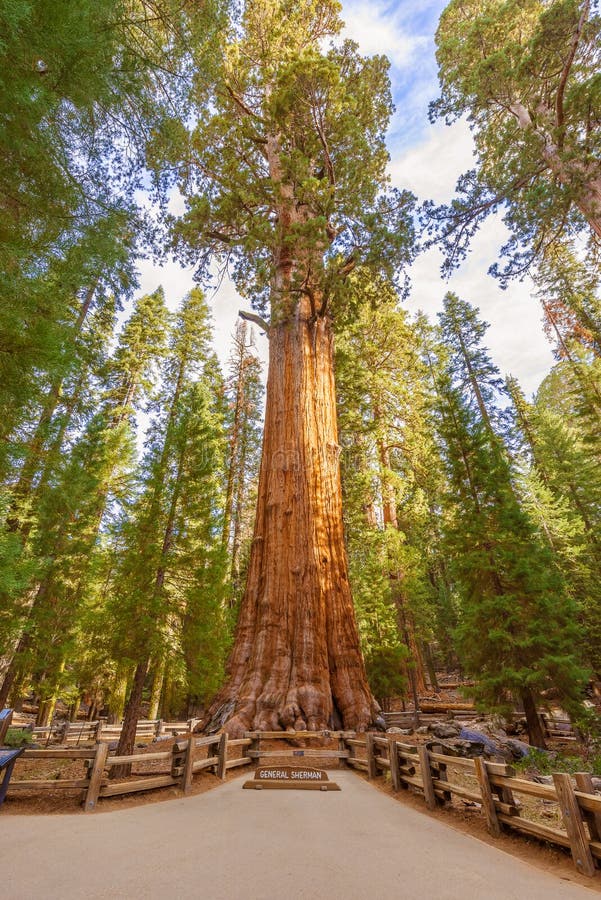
[388,119,474,203]
[405,220,554,397]
[341,0,427,66]
[136,257,195,308]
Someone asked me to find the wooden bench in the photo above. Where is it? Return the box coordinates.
[0,708,13,745]
[0,748,24,807]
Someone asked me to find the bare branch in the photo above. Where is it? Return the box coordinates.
[239,310,270,335]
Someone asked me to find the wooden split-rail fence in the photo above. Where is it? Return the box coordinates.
[348,733,601,879]
[12,709,576,748]
[10,717,202,745]
[4,727,600,878]
[7,731,253,812]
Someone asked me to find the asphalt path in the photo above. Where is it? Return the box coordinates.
[3,771,598,899]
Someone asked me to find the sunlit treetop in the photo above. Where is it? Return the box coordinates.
[158,0,415,317]
[428,0,601,281]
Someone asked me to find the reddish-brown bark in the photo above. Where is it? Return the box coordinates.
[203,296,380,736]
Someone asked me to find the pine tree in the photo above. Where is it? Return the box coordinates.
[335,275,449,703]
[433,295,587,746]
[108,289,228,764]
[222,321,264,606]
[508,371,601,676]
[0,287,169,710]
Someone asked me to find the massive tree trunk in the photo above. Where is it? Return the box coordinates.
[203,299,380,736]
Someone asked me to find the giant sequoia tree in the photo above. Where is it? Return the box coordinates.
[168,0,414,734]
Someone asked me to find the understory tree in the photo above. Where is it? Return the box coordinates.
[109,289,228,763]
[222,321,264,607]
[336,275,448,702]
[508,353,601,677]
[0,287,169,713]
[432,294,587,746]
[164,0,415,734]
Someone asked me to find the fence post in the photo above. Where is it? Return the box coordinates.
[95,719,104,743]
[248,733,260,767]
[155,719,163,738]
[417,744,437,810]
[170,739,187,785]
[83,742,109,812]
[345,736,356,767]
[430,744,452,805]
[553,772,596,877]
[60,721,70,745]
[180,735,196,794]
[575,772,601,843]
[216,732,228,780]
[366,733,378,780]
[388,738,401,792]
[474,757,501,837]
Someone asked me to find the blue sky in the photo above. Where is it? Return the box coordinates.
[136,0,554,395]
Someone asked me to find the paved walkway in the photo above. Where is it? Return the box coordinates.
[3,771,598,899]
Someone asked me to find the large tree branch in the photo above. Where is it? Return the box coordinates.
[224,83,265,124]
[239,309,270,335]
[206,230,234,244]
[312,106,335,186]
[556,0,590,140]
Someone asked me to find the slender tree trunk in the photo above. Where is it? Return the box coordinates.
[113,435,186,765]
[423,642,439,691]
[7,282,98,527]
[36,697,57,727]
[222,328,247,553]
[69,697,81,722]
[376,426,427,694]
[521,687,547,749]
[202,304,379,736]
[148,656,166,721]
[230,428,251,597]
[107,662,130,724]
[111,659,148,779]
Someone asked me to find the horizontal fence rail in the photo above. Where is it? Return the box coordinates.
[7,730,254,811]
[8,717,202,745]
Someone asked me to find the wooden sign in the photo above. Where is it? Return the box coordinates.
[255,766,328,781]
[243,765,340,791]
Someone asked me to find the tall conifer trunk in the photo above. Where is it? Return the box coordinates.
[203,298,379,736]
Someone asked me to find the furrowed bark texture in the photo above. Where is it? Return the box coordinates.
[204,302,379,736]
